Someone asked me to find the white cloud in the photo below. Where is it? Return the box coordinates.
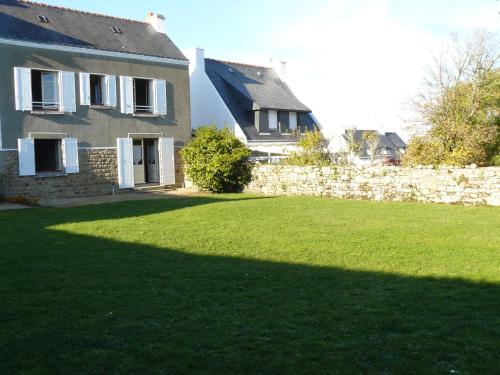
[255,0,498,140]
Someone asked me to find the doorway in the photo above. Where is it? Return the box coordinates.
[132,138,159,185]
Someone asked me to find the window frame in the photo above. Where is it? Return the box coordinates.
[31,68,60,112]
[34,138,63,174]
[133,77,154,114]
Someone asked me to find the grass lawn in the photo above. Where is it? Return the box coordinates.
[1,195,499,374]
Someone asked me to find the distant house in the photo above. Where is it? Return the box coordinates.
[331,130,406,165]
[0,1,191,198]
[185,48,321,155]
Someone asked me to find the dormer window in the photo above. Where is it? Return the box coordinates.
[37,15,50,23]
[111,26,122,34]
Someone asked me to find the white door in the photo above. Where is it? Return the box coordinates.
[133,139,145,184]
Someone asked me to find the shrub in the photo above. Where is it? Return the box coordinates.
[6,195,40,206]
[286,130,331,166]
[182,126,252,193]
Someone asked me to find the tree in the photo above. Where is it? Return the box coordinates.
[343,128,363,164]
[286,129,331,166]
[404,30,500,166]
[182,126,252,193]
[362,130,380,164]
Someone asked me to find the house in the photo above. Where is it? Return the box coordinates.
[330,129,406,165]
[184,48,320,156]
[0,0,191,198]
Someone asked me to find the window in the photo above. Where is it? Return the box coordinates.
[34,139,62,173]
[37,15,50,23]
[31,70,59,111]
[133,139,143,165]
[90,74,104,105]
[133,78,153,114]
[278,111,289,133]
[268,110,278,130]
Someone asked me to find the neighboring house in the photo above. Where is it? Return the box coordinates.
[184,48,320,156]
[0,0,191,198]
[330,129,406,165]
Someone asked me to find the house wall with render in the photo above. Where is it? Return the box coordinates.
[244,165,500,206]
[0,44,191,149]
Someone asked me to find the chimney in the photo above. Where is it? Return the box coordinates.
[194,47,205,71]
[144,12,166,33]
[270,58,287,82]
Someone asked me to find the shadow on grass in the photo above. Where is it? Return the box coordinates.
[0,196,499,374]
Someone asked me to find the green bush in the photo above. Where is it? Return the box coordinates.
[286,130,331,166]
[182,126,252,193]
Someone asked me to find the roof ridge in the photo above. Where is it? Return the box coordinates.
[207,58,271,70]
[18,0,148,25]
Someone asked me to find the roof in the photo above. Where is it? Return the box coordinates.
[0,0,187,61]
[204,58,315,141]
[342,130,407,158]
[205,59,311,112]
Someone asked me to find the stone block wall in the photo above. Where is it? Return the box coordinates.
[0,149,118,199]
[245,165,500,206]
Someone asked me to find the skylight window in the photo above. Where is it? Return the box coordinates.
[111,26,122,34]
[37,15,50,23]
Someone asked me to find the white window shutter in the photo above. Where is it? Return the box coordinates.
[18,138,35,176]
[79,72,90,106]
[159,137,175,185]
[62,138,79,174]
[289,112,297,130]
[105,75,117,107]
[153,79,167,116]
[59,71,76,112]
[14,67,32,111]
[117,138,134,188]
[120,76,134,114]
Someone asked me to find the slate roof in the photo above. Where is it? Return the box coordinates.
[205,58,316,141]
[0,0,187,61]
[343,130,407,159]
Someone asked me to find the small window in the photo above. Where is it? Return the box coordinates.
[133,139,143,165]
[37,15,50,23]
[90,74,104,105]
[133,78,153,114]
[111,26,122,34]
[31,69,59,111]
[34,139,62,173]
[268,110,278,130]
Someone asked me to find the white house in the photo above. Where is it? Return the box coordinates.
[184,48,321,156]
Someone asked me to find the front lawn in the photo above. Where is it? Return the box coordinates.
[1,195,499,374]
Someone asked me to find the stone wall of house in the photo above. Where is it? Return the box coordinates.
[244,165,500,206]
[0,148,186,199]
[0,149,118,199]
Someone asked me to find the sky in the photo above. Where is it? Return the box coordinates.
[41,0,499,139]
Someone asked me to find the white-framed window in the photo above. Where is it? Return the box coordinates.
[17,137,79,176]
[289,112,298,131]
[268,110,278,130]
[35,138,62,173]
[79,73,117,107]
[119,76,167,116]
[14,67,76,113]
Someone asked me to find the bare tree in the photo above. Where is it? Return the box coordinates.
[405,30,499,166]
[362,130,380,164]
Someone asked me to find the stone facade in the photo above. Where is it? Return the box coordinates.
[245,165,500,206]
[0,149,118,199]
[0,148,186,199]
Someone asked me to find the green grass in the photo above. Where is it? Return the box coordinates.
[1,195,499,374]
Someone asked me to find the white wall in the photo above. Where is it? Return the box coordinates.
[183,48,239,132]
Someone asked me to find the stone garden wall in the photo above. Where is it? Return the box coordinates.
[245,165,500,206]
